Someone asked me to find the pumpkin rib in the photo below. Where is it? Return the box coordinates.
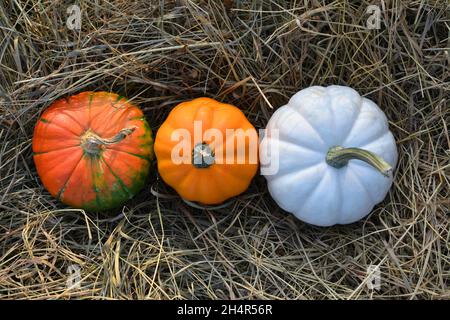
[272,107,326,152]
[33,141,81,154]
[167,102,202,133]
[102,150,142,198]
[89,97,123,124]
[55,153,85,200]
[86,92,95,127]
[193,103,213,132]
[100,156,133,198]
[210,126,237,152]
[339,96,363,144]
[33,120,81,141]
[38,118,81,137]
[353,131,392,150]
[342,105,388,147]
[105,147,152,162]
[175,169,203,201]
[289,107,328,149]
[211,167,249,199]
[89,157,103,209]
[212,164,243,181]
[59,156,97,207]
[336,171,344,224]
[210,106,249,131]
[265,137,323,156]
[40,108,86,135]
[90,106,134,136]
[34,148,84,196]
[33,145,80,156]
[195,171,224,203]
[346,168,375,203]
[214,127,258,163]
[156,161,191,183]
[267,161,326,184]
[294,169,328,217]
[60,110,89,131]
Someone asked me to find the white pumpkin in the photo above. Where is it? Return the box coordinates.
[260,85,398,226]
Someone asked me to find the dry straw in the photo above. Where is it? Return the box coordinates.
[0,0,448,299]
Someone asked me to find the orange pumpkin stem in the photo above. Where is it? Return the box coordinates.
[81,126,137,155]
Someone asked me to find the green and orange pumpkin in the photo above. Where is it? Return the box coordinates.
[33,91,153,210]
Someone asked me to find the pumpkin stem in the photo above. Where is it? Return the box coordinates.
[326,146,392,177]
[192,142,214,168]
[81,127,137,155]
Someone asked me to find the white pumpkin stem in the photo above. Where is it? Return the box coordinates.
[81,127,137,155]
[326,146,392,177]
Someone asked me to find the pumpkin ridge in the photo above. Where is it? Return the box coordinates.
[106,147,152,162]
[33,145,80,156]
[327,91,337,142]
[55,153,85,200]
[355,131,392,150]
[174,168,197,200]
[212,166,251,198]
[87,92,95,127]
[289,106,328,148]
[100,156,133,198]
[89,157,103,209]
[211,126,237,151]
[266,136,324,155]
[210,117,253,152]
[91,106,133,135]
[39,117,81,137]
[346,168,375,203]
[267,161,325,184]
[338,96,363,144]
[294,169,328,218]
[213,164,244,180]
[336,170,344,224]
[59,110,88,131]
[192,103,212,131]
[341,104,367,146]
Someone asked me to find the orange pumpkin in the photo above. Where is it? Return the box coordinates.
[33,91,153,210]
[154,97,259,204]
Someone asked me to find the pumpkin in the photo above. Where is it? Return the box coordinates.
[154,97,258,205]
[260,85,398,226]
[33,91,153,210]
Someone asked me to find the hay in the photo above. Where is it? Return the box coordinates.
[0,0,448,299]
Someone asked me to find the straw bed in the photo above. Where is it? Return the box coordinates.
[0,0,449,299]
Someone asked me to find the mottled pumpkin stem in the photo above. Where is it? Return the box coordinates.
[326,146,392,177]
[81,127,137,155]
[192,142,215,168]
